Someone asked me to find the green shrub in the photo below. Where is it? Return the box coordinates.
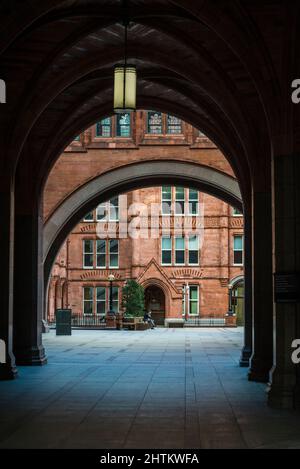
[122,280,145,317]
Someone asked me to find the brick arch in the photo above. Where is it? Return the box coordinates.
[43,160,242,288]
[142,279,170,318]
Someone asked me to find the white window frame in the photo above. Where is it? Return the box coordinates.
[188,285,199,316]
[188,235,199,266]
[96,240,106,269]
[161,236,172,266]
[233,235,244,266]
[109,239,119,269]
[96,202,108,222]
[188,189,199,216]
[83,239,94,269]
[175,236,185,266]
[83,212,94,222]
[161,186,172,216]
[232,207,243,217]
[109,197,119,222]
[175,187,185,216]
[96,286,106,316]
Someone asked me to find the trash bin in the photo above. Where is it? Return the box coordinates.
[55,309,72,336]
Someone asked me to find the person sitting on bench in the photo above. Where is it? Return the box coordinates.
[143,310,155,329]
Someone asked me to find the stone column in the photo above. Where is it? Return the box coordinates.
[240,205,253,367]
[268,154,300,408]
[0,176,18,379]
[13,209,47,365]
[248,190,273,382]
[13,155,47,366]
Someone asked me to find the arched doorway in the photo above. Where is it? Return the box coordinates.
[230,276,244,326]
[145,285,166,326]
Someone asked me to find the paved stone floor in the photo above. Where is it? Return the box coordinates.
[1,328,300,449]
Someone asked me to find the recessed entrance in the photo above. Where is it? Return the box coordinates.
[145,285,166,326]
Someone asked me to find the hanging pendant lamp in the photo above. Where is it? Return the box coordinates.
[113,0,137,113]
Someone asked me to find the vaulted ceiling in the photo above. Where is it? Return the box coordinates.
[0,0,296,202]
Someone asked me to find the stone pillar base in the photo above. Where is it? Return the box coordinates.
[225,314,236,327]
[239,346,252,367]
[248,370,269,382]
[106,315,116,329]
[268,384,295,409]
[15,346,47,366]
[0,363,18,380]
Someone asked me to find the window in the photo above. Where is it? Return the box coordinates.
[233,235,243,265]
[175,187,185,215]
[167,114,182,134]
[161,237,172,265]
[109,197,119,221]
[109,240,119,268]
[96,202,107,222]
[83,240,94,268]
[232,207,243,217]
[188,235,199,265]
[74,135,80,142]
[189,286,199,316]
[162,186,172,215]
[147,111,163,134]
[83,212,94,222]
[96,197,119,222]
[175,237,185,265]
[182,286,186,317]
[116,113,131,137]
[96,287,106,316]
[110,287,119,313]
[96,118,111,137]
[96,240,106,268]
[83,287,94,315]
[188,189,199,215]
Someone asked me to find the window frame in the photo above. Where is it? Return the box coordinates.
[175,186,185,216]
[96,286,106,316]
[95,117,112,138]
[161,236,172,266]
[188,235,199,266]
[83,212,94,222]
[116,113,131,138]
[83,239,94,269]
[161,186,172,216]
[188,189,199,216]
[175,236,185,266]
[166,114,182,135]
[96,239,106,269]
[109,239,119,269]
[233,235,244,266]
[83,286,94,315]
[147,111,163,135]
[189,285,199,316]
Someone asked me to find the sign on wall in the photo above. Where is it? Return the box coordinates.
[274,272,300,303]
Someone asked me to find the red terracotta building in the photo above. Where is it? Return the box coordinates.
[46,111,244,326]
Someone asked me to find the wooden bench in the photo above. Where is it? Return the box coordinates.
[122,317,150,331]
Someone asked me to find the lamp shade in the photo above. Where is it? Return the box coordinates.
[114,65,136,113]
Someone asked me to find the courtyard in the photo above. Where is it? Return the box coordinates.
[1,328,300,449]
